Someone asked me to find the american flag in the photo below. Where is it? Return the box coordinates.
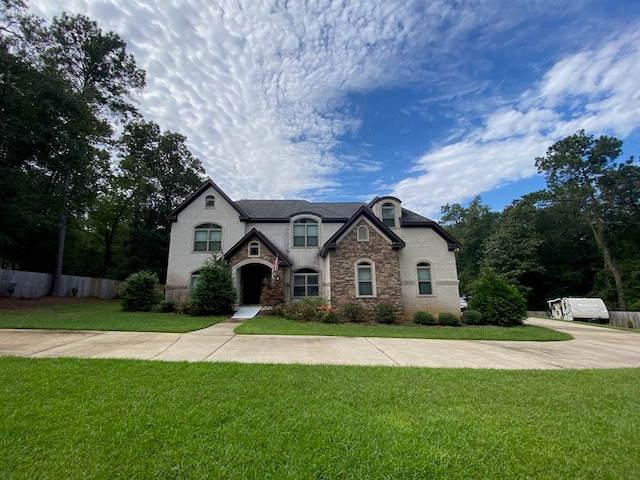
[273,255,279,274]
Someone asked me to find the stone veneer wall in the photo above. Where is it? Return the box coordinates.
[226,238,277,268]
[330,221,403,315]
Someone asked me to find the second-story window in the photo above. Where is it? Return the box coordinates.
[382,203,396,228]
[293,218,318,247]
[205,195,215,208]
[357,225,369,241]
[194,223,222,252]
[248,241,260,256]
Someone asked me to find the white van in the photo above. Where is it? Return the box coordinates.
[547,297,609,323]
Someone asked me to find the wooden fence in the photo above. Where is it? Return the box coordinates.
[0,269,121,299]
[528,310,640,329]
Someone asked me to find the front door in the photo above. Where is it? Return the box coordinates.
[241,264,271,305]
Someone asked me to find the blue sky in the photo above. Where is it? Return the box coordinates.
[30,0,640,218]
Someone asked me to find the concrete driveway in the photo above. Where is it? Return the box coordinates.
[1,317,639,369]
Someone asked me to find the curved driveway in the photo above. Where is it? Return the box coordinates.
[1,317,639,369]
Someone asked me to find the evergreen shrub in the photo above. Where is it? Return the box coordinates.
[119,270,161,312]
[469,269,527,326]
[461,309,484,325]
[413,311,436,326]
[190,256,237,316]
[438,312,461,326]
[373,303,398,324]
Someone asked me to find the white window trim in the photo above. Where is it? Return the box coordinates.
[355,259,376,298]
[248,241,260,257]
[292,269,320,298]
[357,225,369,241]
[416,261,434,296]
[381,202,397,228]
[205,195,215,208]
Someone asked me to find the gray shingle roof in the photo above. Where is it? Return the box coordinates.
[234,200,365,220]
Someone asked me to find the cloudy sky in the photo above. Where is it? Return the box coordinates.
[30,0,640,218]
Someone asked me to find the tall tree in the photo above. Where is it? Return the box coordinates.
[535,130,629,310]
[41,12,145,295]
[440,197,500,294]
[118,120,205,281]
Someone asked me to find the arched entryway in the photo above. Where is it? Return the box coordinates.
[240,263,272,305]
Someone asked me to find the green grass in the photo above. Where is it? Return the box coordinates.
[236,316,573,341]
[0,357,638,479]
[0,301,225,333]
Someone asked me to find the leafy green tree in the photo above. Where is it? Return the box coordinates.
[535,130,630,310]
[440,197,499,294]
[119,270,161,312]
[482,194,545,299]
[190,256,237,316]
[118,120,205,281]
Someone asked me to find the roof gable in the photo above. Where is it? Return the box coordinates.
[167,179,248,222]
[223,228,292,266]
[320,206,406,257]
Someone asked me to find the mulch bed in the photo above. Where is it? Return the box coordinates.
[0,296,114,310]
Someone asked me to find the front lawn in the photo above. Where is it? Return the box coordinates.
[236,316,572,341]
[1,357,638,479]
[0,301,224,333]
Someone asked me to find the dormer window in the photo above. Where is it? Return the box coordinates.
[382,203,396,228]
[293,218,319,247]
[248,241,260,257]
[205,195,215,208]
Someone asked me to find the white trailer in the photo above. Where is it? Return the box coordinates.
[547,297,609,323]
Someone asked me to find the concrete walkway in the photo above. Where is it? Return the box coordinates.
[1,317,639,369]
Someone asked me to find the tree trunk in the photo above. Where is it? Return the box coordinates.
[49,171,70,296]
[590,220,626,311]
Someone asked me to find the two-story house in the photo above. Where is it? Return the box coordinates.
[166,179,461,317]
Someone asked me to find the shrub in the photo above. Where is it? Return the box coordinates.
[374,303,399,324]
[119,270,161,312]
[413,311,436,326]
[318,305,341,323]
[154,299,178,313]
[341,301,365,322]
[461,309,484,325]
[469,269,527,327]
[190,256,237,316]
[260,274,285,308]
[438,312,461,326]
[271,304,288,317]
[287,296,327,322]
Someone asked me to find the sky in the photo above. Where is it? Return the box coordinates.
[29,0,640,219]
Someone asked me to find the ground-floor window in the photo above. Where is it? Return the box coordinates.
[417,262,432,295]
[356,260,375,297]
[293,269,319,297]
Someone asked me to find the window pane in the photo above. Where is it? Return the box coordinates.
[293,236,305,247]
[419,282,432,295]
[294,275,306,286]
[307,225,318,236]
[308,285,319,296]
[358,267,372,281]
[293,225,305,236]
[293,286,306,297]
[417,268,431,281]
[209,230,221,241]
[307,236,318,247]
[195,231,207,241]
[209,241,222,252]
[383,217,395,228]
[308,275,319,286]
[194,241,207,251]
[359,282,373,296]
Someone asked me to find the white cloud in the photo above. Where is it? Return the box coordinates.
[394,26,640,216]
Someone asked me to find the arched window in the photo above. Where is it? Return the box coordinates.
[248,241,260,256]
[356,261,375,297]
[293,218,319,247]
[357,225,369,241]
[381,203,396,228]
[205,195,215,208]
[194,223,222,252]
[293,268,319,297]
[417,262,432,295]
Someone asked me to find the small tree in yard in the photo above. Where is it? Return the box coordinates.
[260,273,285,309]
[190,256,237,316]
[469,269,527,327]
[120,270,161,312]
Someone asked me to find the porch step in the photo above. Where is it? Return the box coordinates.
[231,306,262,319]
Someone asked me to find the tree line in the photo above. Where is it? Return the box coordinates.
[0,1,205,292]
[441,131,640,311]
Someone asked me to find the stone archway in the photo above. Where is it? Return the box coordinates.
[240,263,272,305]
